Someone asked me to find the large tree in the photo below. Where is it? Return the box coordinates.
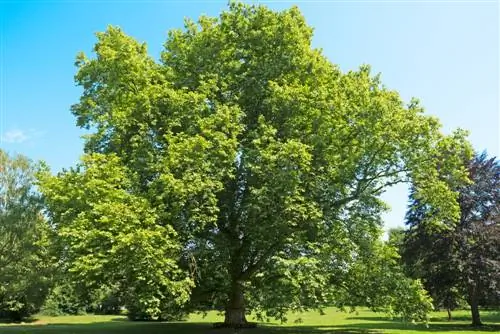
[403,152,500,326]
[0,150,52,321]
[40,3,471,326]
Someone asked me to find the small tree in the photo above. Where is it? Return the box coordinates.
[0,150,52,321]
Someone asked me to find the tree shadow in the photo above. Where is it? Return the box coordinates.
[345,311,500,331]
[260,325,374,333]
[0,321,212,333]
[0,320,499,333]
[346,315,500,323]
[0,316,39,324]
[110,317,134,322]
[430,313,500,323]
[265,322,500,333]
[0,322,374,334]
[318,322,500,333]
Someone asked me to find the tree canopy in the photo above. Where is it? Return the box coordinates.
[39,2,472,326]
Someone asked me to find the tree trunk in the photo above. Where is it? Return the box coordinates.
[224,280,248,327]
[469,285,482,326]
[447,308,452,321]
[470,299,482,326]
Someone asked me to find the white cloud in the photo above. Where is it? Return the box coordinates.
[1,129,29,144]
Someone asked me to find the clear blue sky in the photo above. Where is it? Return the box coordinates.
[1,0,498,230]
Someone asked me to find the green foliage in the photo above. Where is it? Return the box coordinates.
[40,283,88,316]
[42,2,472,325]
[40,280,122,317]
[387,227,405,254]
[38,154,193,320]
[403,152,500,325]
[337,232,434,323]
[0,150,53,321]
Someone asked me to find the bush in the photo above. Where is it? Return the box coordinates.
[0,275,51,322]
[40,282,123,316]
[39,284,87,316]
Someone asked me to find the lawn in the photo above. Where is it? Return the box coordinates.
[0,308,499,333]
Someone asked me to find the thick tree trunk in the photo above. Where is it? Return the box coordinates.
[470,299,482,326]
[224,280,248,327]
[469,285,482,326]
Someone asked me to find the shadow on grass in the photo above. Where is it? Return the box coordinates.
[0,317,39,324]
[0,320,499,334]
[0,322,212,334]
[309,322,500,333]
[0,322,371,334]
[430,313,500,323]
[110,317,133,322]
[345,311,500,331]
[348,315,500,324]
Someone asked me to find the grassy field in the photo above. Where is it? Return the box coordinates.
[0,308,499,333]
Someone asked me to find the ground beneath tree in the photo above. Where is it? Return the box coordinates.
[0,309,498,334]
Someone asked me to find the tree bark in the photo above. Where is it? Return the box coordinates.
[447,308,452,321]
[469,285,482,326]
[470,299,482,326]
[224,280,248,327]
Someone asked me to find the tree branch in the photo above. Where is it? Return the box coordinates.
[239,242,280,281]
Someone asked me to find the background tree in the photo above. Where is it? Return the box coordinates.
[402,190,463,321]
[336,226,434,323]
[0,149,52,321]
[41,3,472,327]
[387,227,405,257]
[40,275,123,316]
[403,152,500,326]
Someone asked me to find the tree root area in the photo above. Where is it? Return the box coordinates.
[213,322,258,329]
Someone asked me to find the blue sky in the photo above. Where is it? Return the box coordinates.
[0,0,498,230]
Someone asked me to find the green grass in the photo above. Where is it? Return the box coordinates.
[0,308,498,333]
